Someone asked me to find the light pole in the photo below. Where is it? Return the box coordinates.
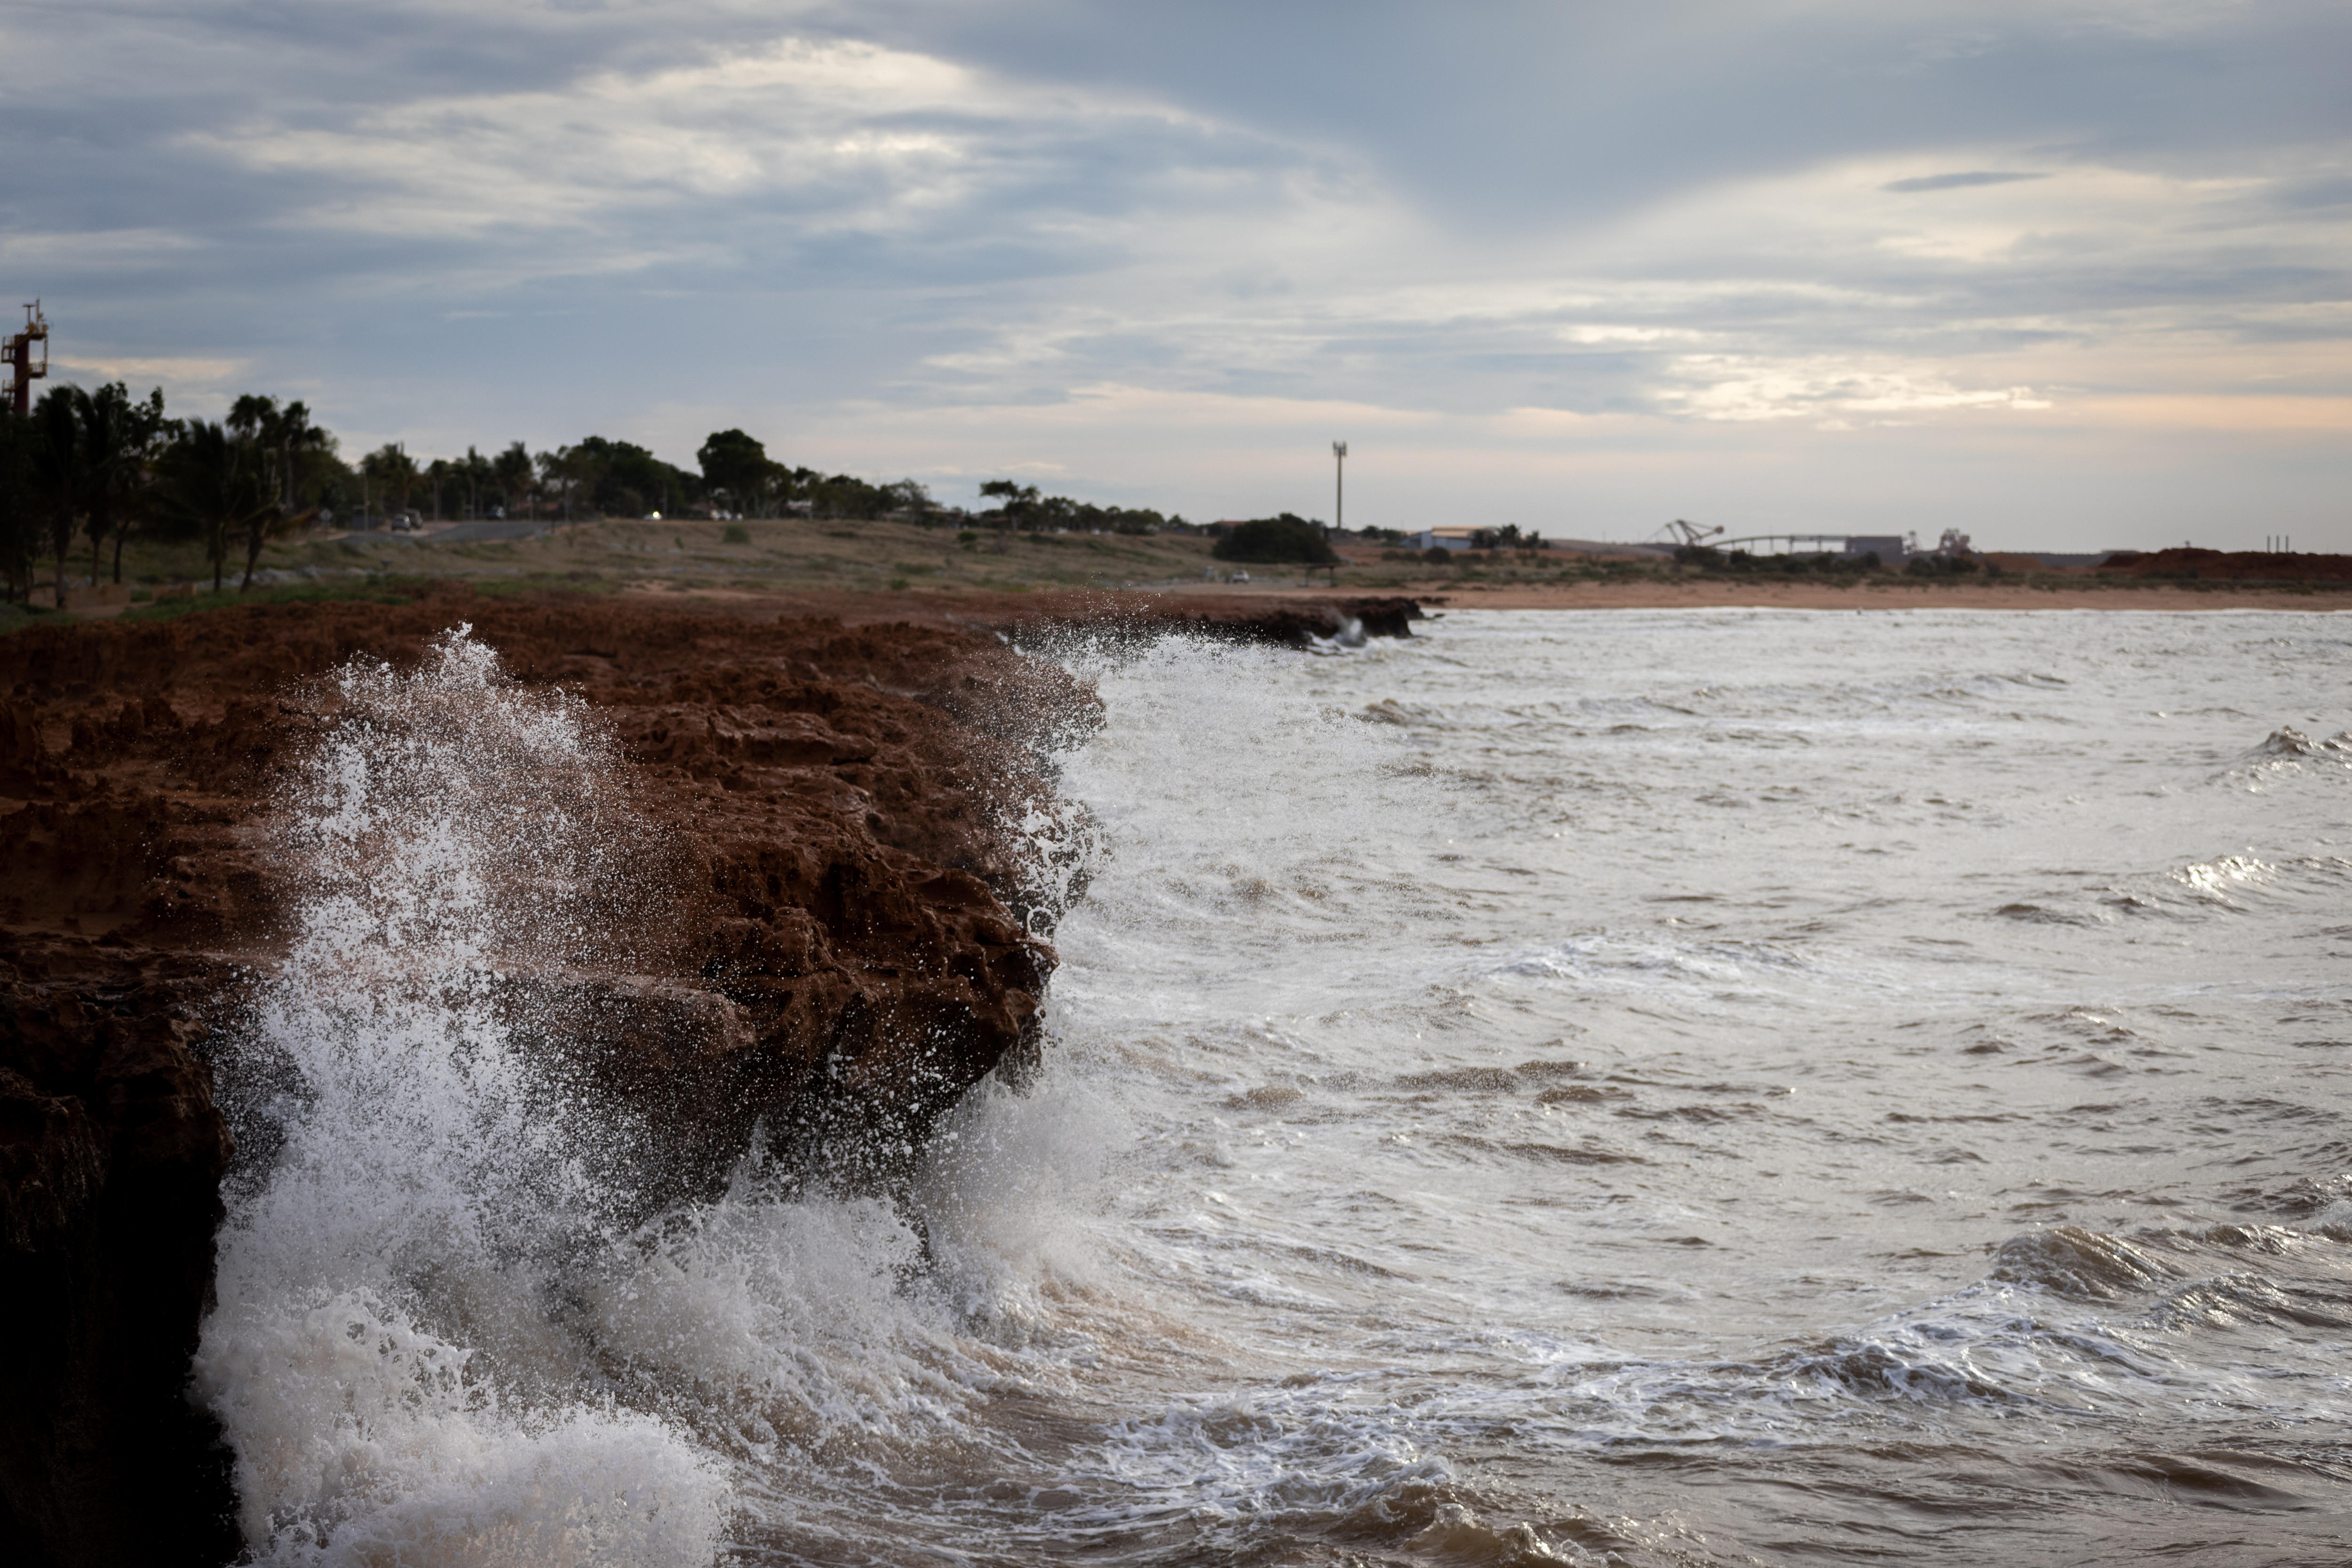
[1332,440,1347,536]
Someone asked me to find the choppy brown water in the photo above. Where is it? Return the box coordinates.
[850,609,2352,1568]
[203,611,2352,1566]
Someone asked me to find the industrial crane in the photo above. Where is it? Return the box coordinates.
[1658,518,1723,549]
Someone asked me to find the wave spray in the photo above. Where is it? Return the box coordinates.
[194,629,728,1565]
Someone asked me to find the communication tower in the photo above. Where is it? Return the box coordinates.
[5,301,48,416]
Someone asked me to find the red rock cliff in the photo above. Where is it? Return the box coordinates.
[0,591,1094,1567]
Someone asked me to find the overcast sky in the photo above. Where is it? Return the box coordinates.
[7,0,2348,547]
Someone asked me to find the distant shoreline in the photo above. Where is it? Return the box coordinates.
[1103,579,2352,613]
[18,568,2349,634]
[625,580,2352,625]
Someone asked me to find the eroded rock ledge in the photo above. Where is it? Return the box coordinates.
[0,592,1096,1567]
[982,592,1428,648]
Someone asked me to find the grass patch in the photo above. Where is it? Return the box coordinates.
[116,577,436,623]
[0,602,63,636]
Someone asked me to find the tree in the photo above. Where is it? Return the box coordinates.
[156,420,276,592]
[881,478,936,521]
[492,442,534,517]
[697,429,771,517]
[79,382,171,585]
[1468,524,1544,555]
[227,394,332,517]
[29,386,86,609]
[0,410,36,603]
[977,478,1169,535]
[1211,514,1339,565]
[535,444,605,523]
[275,401,328,510]
[978,478,1040,531]
[575,435,699,518]
[462,446,493,519]
[803,472,904,521]
[360,443,419,519]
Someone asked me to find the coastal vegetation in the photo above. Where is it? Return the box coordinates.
[975,479,1183,535]
[1211,513,1340,565]
[5,383,2348,625]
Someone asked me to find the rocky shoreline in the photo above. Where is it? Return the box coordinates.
[0,587,1421,1566]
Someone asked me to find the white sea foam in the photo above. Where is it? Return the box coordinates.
[195,629,731,1563]
[192,628,1132,1566]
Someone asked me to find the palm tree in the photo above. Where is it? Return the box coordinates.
[158,420,275,592]
[462,446,492,519]
[79,382,170,585]
[274,400,327,511]
[30,386,85,609]
[492,441,533,517]
[360,443,419,522]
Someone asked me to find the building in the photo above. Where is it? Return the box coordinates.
[1402,527,1487,552]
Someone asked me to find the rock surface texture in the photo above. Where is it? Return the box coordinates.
[991,592,1426,648]
[0,591,1095,1568]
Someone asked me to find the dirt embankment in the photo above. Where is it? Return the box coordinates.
[0,590,1099,1566]
[2093,547,2352,582]
[594,585,1431,645]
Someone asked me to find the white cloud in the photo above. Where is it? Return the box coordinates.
[52,353,249,390]
[180,34,1235,243]
[6,1,2348,547]
[1659,356,2055,424]
[0,229,206,268]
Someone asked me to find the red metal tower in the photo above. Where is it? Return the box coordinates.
[5,301,48,416]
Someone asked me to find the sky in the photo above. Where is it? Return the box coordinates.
[5,0,2349,549]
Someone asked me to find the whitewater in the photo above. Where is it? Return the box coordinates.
[197,609,2352,1565]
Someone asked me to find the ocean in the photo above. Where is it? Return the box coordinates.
[196,608,2352,1565]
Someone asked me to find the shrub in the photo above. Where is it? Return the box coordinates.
[1210,514,1337,565]
[721,524,750,544]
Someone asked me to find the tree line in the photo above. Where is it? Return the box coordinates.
[0,393,979,608]
[0,382,318,608]
[974,479,1183,534]
[350,427,946,526]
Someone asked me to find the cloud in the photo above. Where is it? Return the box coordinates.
[1882,171,2050,192]
[1659,356,2055,424]
[49,354,249,394]
[2,0,2347,547]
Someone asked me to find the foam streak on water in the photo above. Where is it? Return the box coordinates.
[201,613,2352,1567]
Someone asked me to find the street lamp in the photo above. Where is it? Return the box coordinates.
[1332,440,1347,536]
